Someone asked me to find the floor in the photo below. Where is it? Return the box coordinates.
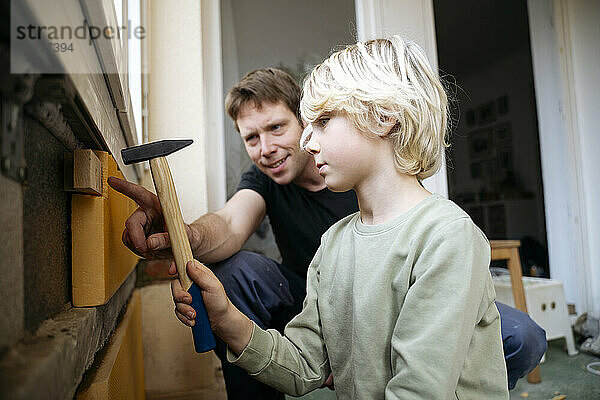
[509,339,600,400]
[288,339,600,400]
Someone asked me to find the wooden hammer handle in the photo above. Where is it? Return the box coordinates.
[149,156,216,353]
[149,156,193,290]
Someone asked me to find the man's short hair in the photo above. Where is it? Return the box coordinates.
[225,68,302,131]
[301,36,449,180]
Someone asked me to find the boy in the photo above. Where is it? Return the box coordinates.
[174,36,509,399]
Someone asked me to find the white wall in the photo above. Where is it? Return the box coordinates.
[147,0,207,221]
[356,0,438,67]
[528,0,600,317]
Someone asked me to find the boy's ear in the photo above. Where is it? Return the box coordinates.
[381,118,401,137]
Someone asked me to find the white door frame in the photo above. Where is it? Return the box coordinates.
[355,0,448,197]
[528,0,598,317]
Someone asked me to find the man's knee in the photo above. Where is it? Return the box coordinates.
[499,302,547,357]
[497,302,547,388]
[210,251,280,295]
[211,251,252,282]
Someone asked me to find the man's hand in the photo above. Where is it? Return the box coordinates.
[169,260,253,355]
[108,176,193,259]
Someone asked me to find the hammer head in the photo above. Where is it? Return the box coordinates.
[121,139,193,165]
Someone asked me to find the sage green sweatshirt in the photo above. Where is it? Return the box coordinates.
[228,194,509,399]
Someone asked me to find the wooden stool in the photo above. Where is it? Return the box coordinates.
[490,240,542,384]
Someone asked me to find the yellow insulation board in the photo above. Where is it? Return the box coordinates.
[77,290,145,399]
[72,150,139,306]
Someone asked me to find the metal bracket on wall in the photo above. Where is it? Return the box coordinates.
[0,97,26,182]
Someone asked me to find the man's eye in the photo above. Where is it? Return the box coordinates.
[272,124,281,131]
[246,135,258,143]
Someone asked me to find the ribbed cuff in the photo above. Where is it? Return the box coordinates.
[226,321,274,375]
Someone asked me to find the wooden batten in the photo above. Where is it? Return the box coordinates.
[73,149,103,195]
[77,290,145,399]
[72,150,139,306]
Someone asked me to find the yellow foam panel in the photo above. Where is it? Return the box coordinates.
[77,290,145,399]
[72,150,139,306]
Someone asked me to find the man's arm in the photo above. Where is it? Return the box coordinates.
[188,189,266,263]
[108,177,266,263]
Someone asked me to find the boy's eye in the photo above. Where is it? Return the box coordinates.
[317,118,330,127]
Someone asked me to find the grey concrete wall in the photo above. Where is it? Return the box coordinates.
[0,174,24,350]
[0,272,137,400]
[23,118,71,331]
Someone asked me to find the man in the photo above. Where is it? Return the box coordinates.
[109,68,545,399]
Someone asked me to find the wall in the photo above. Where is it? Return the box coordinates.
[0,174,23,349]
[23,118,72,330]
[201,0,227,212]
[0,12,141,393]
[141,281,225,399]
[146,0,208,222]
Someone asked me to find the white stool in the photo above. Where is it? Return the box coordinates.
[494,276,578,356]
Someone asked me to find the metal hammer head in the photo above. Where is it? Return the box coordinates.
[121,139,193,165]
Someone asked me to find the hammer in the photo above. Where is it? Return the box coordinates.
[122,139,216,353]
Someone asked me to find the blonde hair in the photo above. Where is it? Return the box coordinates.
[300,35,449,180]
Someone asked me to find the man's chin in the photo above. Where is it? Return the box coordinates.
[260,167,292,185]
[269,173,294,185]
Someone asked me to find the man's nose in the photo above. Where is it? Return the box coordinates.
[260,136,277,156]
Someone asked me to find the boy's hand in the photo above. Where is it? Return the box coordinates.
[108,176,193,260]
[169,260,229,328]
[169,260,253,354]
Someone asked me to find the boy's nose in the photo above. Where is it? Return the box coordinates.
[305,136,320,155]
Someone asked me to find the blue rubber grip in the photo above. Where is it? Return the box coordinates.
[187,282,217,353]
